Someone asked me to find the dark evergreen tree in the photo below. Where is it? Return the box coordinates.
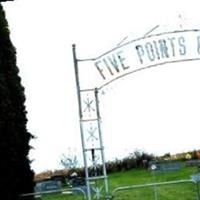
[0,2,34,199]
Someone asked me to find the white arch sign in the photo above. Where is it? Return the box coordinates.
[94,29,200,89]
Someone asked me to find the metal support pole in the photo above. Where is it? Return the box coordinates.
[94,88,110,199]
[72,44,91,200]
[72,44,110,200]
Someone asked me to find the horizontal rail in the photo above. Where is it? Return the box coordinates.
[20,187,87,199]
[112,179,197,197]
[87,175,108,181]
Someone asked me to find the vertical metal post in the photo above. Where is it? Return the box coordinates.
[72,44,110,200]
[72,44,91,200]
[94,88,110,199]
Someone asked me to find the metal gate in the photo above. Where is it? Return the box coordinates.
[112,179,200,200]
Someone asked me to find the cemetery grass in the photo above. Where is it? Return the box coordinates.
[109,165,198,200]
[40,165,198,200]
[109,165,197,190]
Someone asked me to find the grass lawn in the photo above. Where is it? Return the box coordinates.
[109,165,196,189]
[32,164,199,200]
[108,165,199,200]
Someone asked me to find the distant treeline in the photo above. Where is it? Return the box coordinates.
[35,149,200,183]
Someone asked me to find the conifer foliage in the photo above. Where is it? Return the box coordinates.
[0,2,34,199]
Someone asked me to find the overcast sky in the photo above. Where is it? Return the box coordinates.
[3,0,200,173]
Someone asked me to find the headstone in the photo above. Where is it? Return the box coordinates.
[186,160,200,167]
[149,161,182,172]
[35,180,62,193]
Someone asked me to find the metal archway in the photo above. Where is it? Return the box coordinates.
[72,29,200,200]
